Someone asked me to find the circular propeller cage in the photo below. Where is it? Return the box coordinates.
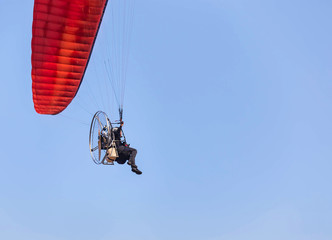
[89,111,113,164]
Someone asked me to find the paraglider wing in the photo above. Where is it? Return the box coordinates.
[31,0,108,115]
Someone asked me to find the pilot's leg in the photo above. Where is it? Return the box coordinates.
[127,147,141,175]
[127,147,137,165]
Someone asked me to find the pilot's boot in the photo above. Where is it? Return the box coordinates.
[131,164,142,175]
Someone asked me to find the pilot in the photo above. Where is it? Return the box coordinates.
[113,121,142,175]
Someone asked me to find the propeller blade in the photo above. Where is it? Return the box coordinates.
[98,130,101,161]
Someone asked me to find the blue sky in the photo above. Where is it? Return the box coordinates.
[1,0,332,239]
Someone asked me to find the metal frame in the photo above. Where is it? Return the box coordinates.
[89,111,112,164]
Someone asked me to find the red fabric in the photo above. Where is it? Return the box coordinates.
[31,0,108,114]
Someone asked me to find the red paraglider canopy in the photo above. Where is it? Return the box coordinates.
[31,0,108,115]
